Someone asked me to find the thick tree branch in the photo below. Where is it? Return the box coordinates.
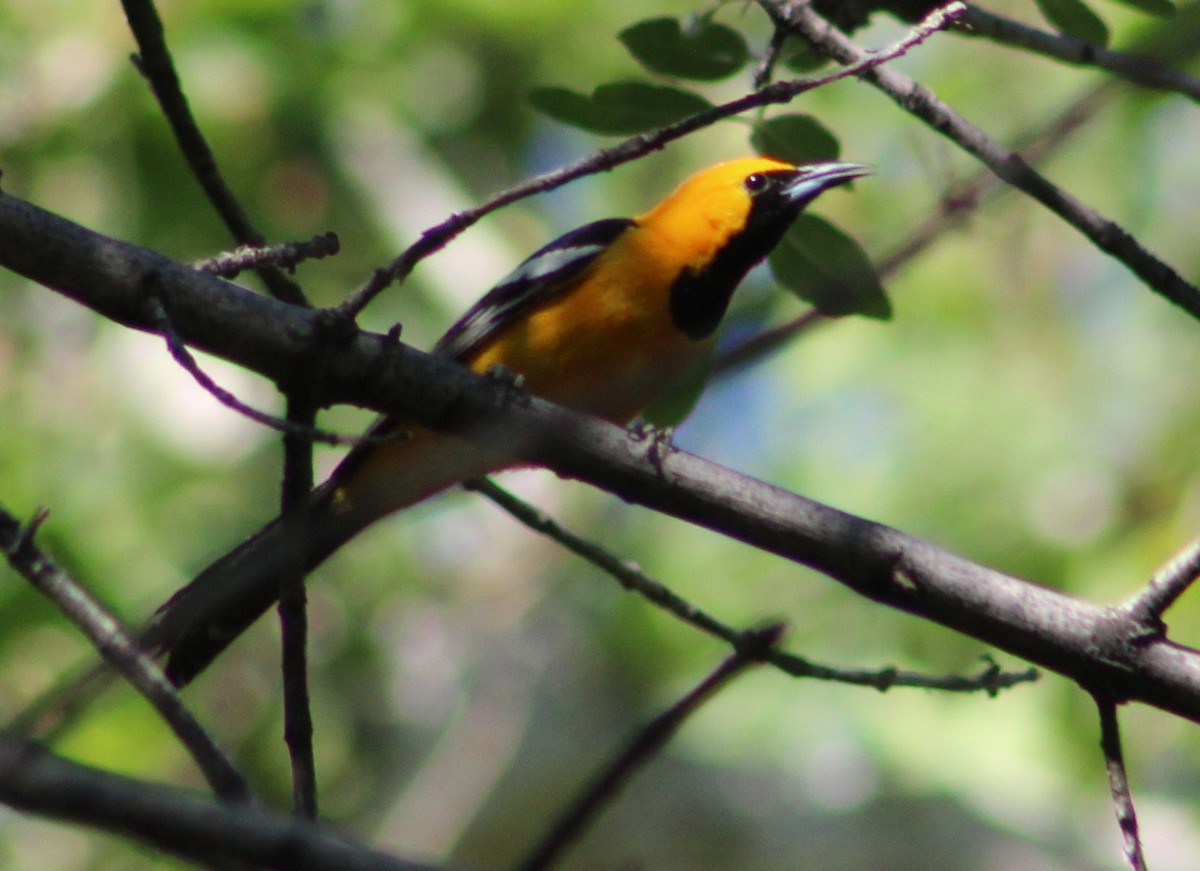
[3,192,1200,722]
[0,736,453,871]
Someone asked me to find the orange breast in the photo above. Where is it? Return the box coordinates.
[463,234,713,424]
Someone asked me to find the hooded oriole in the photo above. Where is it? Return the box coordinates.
[150,157,869,685]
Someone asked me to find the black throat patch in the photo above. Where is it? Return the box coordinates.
[667,200,796,340]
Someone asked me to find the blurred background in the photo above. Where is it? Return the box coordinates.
[2,0,1200,868]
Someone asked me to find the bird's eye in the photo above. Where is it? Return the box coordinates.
[743,173,769,194]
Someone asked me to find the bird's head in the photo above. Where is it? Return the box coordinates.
[640,157,871,339]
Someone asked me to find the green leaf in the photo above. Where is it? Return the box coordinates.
[751,115,841,164]
[768,215,891,319]
[781,40,826,73]
[1106,0,1174,17]
[1035,0,1110,45]
[529,82,713,135]
[619,17,749,81]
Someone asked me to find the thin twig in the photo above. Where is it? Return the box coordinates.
[753,19,793,89]
[4,661,115,741]
[336,2,968,320]
[1124,533,1200,623]
[958,5,1200,102]
[467,479,1038,694]
[715,308,825,376]
[765,0,1200,322]
[279,395,318,819]
[146,296,379,447]
[194,232,341,279]
[518,625,783,871]
[0,506,252,804]
[1094,693,1148,871]
[119,0,308,305]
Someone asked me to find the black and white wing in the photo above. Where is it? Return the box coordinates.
[433,217,634,362]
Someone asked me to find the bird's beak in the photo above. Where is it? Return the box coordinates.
[781,161,872,206]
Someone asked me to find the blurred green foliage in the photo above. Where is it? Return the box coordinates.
[3,0,1200,869]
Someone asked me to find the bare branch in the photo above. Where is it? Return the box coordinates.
[518,626,782,871]
[0,736,454,871]
[959,5,1200,101]
[146,296,373,447]
[119,0,308,305]
[762,0,1200,322]
[1124,534,1200,624]
[279,396,319,819]
[0,506,251,804]
[1094,695,1148,871]
[469,479,1038,694]
[194,232,341,279]
[753,14,794,89]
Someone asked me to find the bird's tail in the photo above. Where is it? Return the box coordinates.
[145,424,517,687]
[143,483,361,687]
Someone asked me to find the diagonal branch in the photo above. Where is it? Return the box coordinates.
[0,735,454,871]
[1124,533,1200,624]
[469,479,1038,694]
[958,5,1200,101]
[761,0,1200,322]
[119,0,309,305]
[0,507,251,804]
[518,626,782,871]
[147,296,370,446]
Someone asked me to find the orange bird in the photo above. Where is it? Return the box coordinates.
[148,157,870,685]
